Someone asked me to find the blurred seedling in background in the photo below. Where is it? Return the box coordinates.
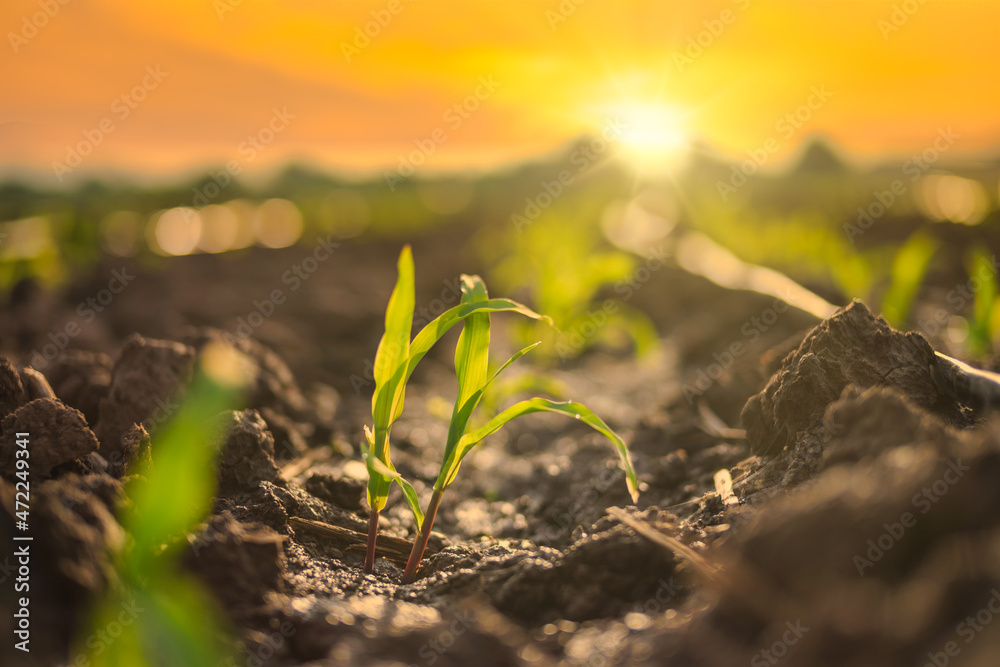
[881,230,938,328]
[873,235,999,355]
[361,247,639,581]
[965,246,1000,356]
[481,199,659,363]
[82,342,250,666]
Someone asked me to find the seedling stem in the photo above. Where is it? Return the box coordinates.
[402,488,444,583]
[364,509,380,574]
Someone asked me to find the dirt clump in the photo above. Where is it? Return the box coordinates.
[42,350,114,427]
[182,329,329,427]
[215,409,281,497]
[741,300,962,457]
[0,398,100,479]
[184,512,288,610]
[0,473,124,665]
[0,356,28,420]
[648,394,1000,666]
[303,472,364,511]
[94,334,196,460]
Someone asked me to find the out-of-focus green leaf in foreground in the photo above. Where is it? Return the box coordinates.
[80,342,250,667]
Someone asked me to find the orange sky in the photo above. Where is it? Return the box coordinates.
[1,0,998,181]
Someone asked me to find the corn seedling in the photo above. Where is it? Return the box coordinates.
[362,247,640,581]
[362,246,550,573]
[482,201,659,362]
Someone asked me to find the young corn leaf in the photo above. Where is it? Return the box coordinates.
[453,276,491,407]
[367,246,415,513]
[404,298,550,386]
[370,297,550,441]
[439,341,541,474]
[361,427,425,530]
[445,398,639,502]
[86,344,246,666]
[446,275,491,453]
[365,249,550,536]
[123,358,244,576]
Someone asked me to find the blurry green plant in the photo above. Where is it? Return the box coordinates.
[881,231,938,327]
[361,247,639,581]
[81,344,247,666]
[966,246,999,355]
[685,196,855,290]
[475,369,569,418]
[482,201,659,362]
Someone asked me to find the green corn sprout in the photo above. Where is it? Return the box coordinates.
[399,272,638,581]
[359,247,640,581]
[362,246,552,572]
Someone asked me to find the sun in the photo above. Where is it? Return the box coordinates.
[613,102,691,169]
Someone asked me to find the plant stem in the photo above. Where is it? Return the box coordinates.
[364,508,380,574]
[401,488,444,584]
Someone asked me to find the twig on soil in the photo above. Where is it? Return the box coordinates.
[697,401,747,440]
[606,507,724,586]
[279,447,333,480]
[289,516,437,567]
[660,496,704,513]
[607,508,800,621]
[932,351,1000,408]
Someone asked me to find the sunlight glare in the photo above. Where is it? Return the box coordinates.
[613,102,690,169]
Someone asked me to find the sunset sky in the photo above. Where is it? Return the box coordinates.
[2,0,998,183]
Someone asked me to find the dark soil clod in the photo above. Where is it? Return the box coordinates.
[1,397,100,479]
[0,356,28,420]
[94,334,196,460]
[215,409,281,497]
[741,300,962,457]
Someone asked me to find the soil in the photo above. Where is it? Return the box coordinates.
[2,229,1000,666]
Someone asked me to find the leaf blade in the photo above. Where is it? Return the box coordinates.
[361,433,424,530]
[452,275,491,413]
[367,246,415,511]
[405,298,549,386]
[446,275,492,454]
[442,398,639,503]
[441,341,541,470]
